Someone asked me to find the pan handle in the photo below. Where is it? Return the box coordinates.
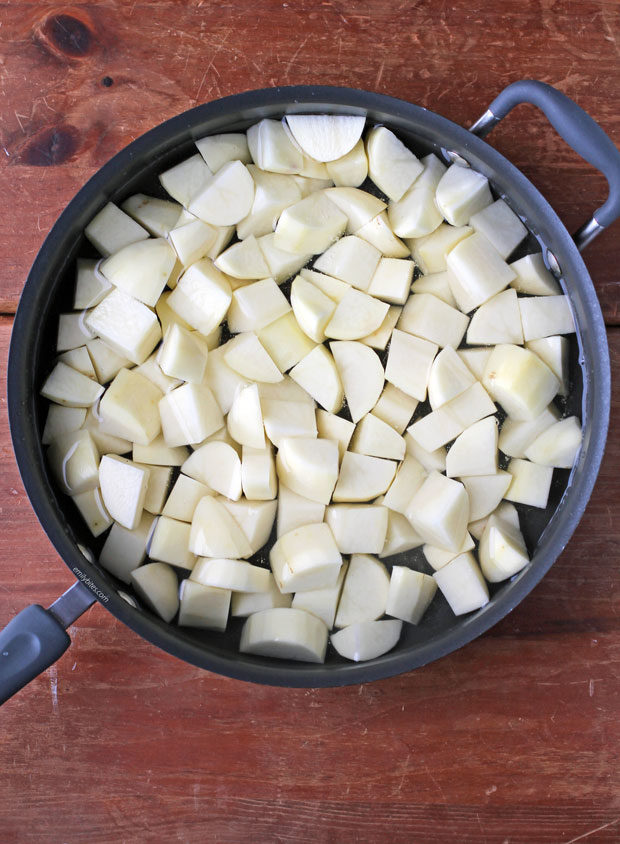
[469,79,620,251]
[0,581,95,705]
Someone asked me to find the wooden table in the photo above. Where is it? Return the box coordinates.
[1,3,619,842]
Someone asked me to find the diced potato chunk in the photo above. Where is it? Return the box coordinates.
[131,562,179,622]
[509,253,560,295]
[479,514,529,583]
[368,257,415,305]
[385,329,437,402]
[331,340,385,422]
[408,223,472,275]
[99,454,149,530]
[399,293,469,349]
[159,383,224,447]
[466,288,524,345]
[405,471,469,552]
[289,345,343,413]
[149,516,195,569]
[99,368,162,446]
[100,238,177,306]
[41,361,103,408]
[366,126,423,201]
[524,416,582,468]
[482,344,560,421]
[407,382,496,453]
[178,580,231,631]
[333,452,397,502]
[86,288,161,365]
[167,259,232,337]
[386,567,437,624]
[325,505,388,554]
[518,295,575,341]
[446,232,516,313]
[231,574,292,617]
[372,383,418,434]
[350,413,405,461]
[227,277,291,333]
[188,160,255,225]
[240,608,328,663]
[445,416,498,478]
[330,619,402,662]
[469,198,527,259]
[387,153,446,239]
[274,192,347,255]
[162,474,212,522]
[47,430,100,496]
[277,484,326,538]
[276,437,339,504]
[99,512,155,583]
[335,553,390,627]
[85,202,148,257]
[270,523,342,593]
[313,235,381,291]
[190,496,252,558]
[257,311,315,372]
[435,164,493,226]
[291,563,347,628]
[433,552,489,615]
[191,558,271,592]
[505,458,553,508]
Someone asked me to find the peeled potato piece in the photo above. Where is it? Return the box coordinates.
[366,126,423,202]
[71,487,112,538]
[313,235,381,291]
[379,508,424,558]
[149,516,195,569]
[195,132,251,172]
[99,454,149,531]
[131,562,179,623]
[248,119,304,173]
[274,192,348,255]
[285,115,365,162]
[433,552,489,615]
[427,346,476,410]
[385,329,437,402]
[387,153,446,238]
[99,512,155,583]
[399,293,469,349]
[159,383,224,448]
[482,344,560,422]
[407,382,496,454]
[257,311,315,372]
[241,446,278,501]
[41,361,103,408]
[479,514,530,583]
[405,471,469,553]
[289,345,343,413]
[183,441,242,501]
[240,607,328,663]
[224,332,283,383]
[330,341,385,423]
[277,484,326,538]
[447,233,517,314]
[190,496,253,558]
[47,430,100,496]
[324,187,386,234]
[466,289,524,346]
[85,202,149,257]
[460,471,512,522]
[445,416,498,478]
[228,383,265,449]
[510,253,560,296]
[350,413,405,461]
[188,160,255,225]
[435,164,493,226]
[355,212,410,258]
[333,452,397,502]
[524,416,582,468]
[330,619,403,662]
[518,295,576,341]
[325,138,368,186]
[526,336,569,397]
[292,563,347,629]
[220,496,277,554]
[422,532,476,572]
[159,154,212,208]
[167,259,232,337]
[178,580,231,631]
[227,278,291,333]
[100,238,177,307]
[386,567,437,625]
[469,198,528,260]
[270,523,342,593]
[191,558,271,593]
[276,437,339,505]
[325,288,389,341]
[505,458,553,509]
[372,384,418,434]
[367,257,414,305]
[231,575,292,617]
[325,505,388,555]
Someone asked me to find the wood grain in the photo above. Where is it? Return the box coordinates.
[1,2,620,842]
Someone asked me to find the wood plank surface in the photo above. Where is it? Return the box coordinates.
[1,2,619,842]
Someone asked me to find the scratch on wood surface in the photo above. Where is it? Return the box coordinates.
[562,817,620,844]
[374,59,386,89]
[49,665,58,714]
[284,34,310,76]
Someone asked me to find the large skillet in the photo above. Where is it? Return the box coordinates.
[1,80,616,702]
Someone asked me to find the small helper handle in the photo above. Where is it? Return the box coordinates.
[469,79,620,250]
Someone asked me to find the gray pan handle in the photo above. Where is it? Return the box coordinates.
[469,79,620,251]
[0,581,94,705]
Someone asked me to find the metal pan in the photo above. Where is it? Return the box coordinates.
[1,80,615,700]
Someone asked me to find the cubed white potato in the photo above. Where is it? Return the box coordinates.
[86,288,161,365]
[334,553,390,627]
[261,399,317,450]
[314,411,355,462]
[121,194,182,237]
[325,138,368,186]
[191,557,271,593]
[240,607,328,663]
[422,532,475,571]
[42,405,86,445]
[71,487,112,537]
[435,163,493,226]
[226,384,264,449]
[223,332,283,383]
[159,154,212,207]
[256,312,315,373]
[410,271,455,308]
[292,562,347,628]
[405,471,469,552]
[284,114,365,162]
[526,336,569,396]
[231,574,292,617]
[270,523,342,593]
[372,383,418,434]
[255,233,312,284]
[132,435,188,467]
[169,219,218,266]
[460,471,512,521]
[99,237,176,306]
[387,153,446,238]
[148,516,195,569]
[182,441,241,500]
[167,259,232,336]
[157,324,208,384]
[330,340,385,422]
[355,211,409,258]
[399,292,469,349]
[289,274,337,344]
[57,346,97,379]
[505,458,553,508]
[468,500,520,542]
[524,416,582,469]
[131,562,179,622]
[258,374,316,404]
[74,258,111,309]
[518,295,575,341]
[41,361,103,408]
[385,329,437,401]
[237,167,302,240]
[84,202,149,257]
[188,159,255,225]
[274,192,347,254]
[408,223,473,275]
[86,339,131,385]
[446,416,498,478]
[366,126,423,201]
[382,455,427,514]
[277,484,326,538]
[220,496,277,554]
[469,197,528,259]
[193,425,242,455]
[98,368,162,445]
[313,235,381,291]
[294,173,334,196]
[227,277,291,333]
[478,513,529,583]
[203,343,249,414]
[134,353,181,397]
[360,305,401,350]
[331,619,403,661]
[368,257,414,305]
[333,452,397,502]
[196,132,251,171]
[57,312,96,352]
[138,464,174,515]
[498,404,560,457]
[247,118,303,173]
[178,580,231,630]
[276,437,339,504]
[215,234,271,279]
[289,345,343,413]
[326,502,389,554]
[407,381,496,453]
[82,406,132,455]
[99,512,155,583]
[241,445,277,501]
[509,252,560,295]
[162,474,212,522]
[324,187,386,233]
[466,288,524,345]
[206,225,236,260]
[325,287,389,340]
[159,382,224,447]
[457,346,493,380]
[446,232,517,313]
[428,346,476,410]
[380,508,424,557]
[99,454,149,530]
[350,413,405,461]
[155,290,194,335]
[386,567,437,625]
[300,267,350,302]
[482,344,559,421]
[433,552,489,615]
[189,495,252,558]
